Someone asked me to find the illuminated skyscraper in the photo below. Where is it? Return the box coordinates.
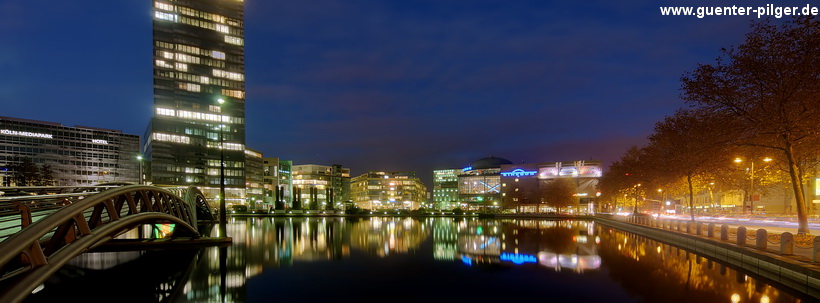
[145,0,246,202]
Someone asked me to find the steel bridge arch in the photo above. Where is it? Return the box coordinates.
[0,185,201,302]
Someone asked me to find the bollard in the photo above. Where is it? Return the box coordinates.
[686,221,693,234]
[755,229,767,249]
[781,232,793,255]
[814,237,820,262]
[676,220,682,231]
[696,222,703,235]
[737,226,747,246]
[720,224,729,241]
[708,223,715,238]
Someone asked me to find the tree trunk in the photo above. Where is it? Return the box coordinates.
[688,173,695,221]
[784,140,809,234]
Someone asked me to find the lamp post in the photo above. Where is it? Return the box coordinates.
[734,157,772,215]
[217,98,227,236]
[657,188,664,217]
[633,183,641,214]
[136,155,143,185]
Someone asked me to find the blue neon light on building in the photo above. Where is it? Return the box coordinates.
[500,168,537,177]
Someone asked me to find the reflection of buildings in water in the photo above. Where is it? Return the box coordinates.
[182,217,352,302]
[67,251,144,270]
[432,217,459,261]
[349,217,429,257]
[457,219,601,272]
[599,227,796,302]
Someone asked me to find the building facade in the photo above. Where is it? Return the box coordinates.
[291,164,350,210]
[244,148,264,209]
[145,0,246,204]
[433,169,460,210]
[458,156,513,209]
[350,171,428,210]
[262,157,293,209]
[499,160,602,214]
[0,116,140,186]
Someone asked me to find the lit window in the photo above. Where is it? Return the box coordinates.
[160,51,174,59]
[200,76,210,84]
[155,60,173,69]
[156,108,175,116]
[154,11,177,22]
[221,89,244,99]
[225,36,243,46]
[211,51,226,60]
[154,2,174,11]
[178,82,200,92]
[216,24,230,33]
[176,53,200,64]
[153,132,190,144]
[209,105,221,113]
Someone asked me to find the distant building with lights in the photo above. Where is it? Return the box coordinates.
[0,116,140,186]
[433,169,460,210]
[262,157,293,209]
[144,0,247,204]
[458,156,513,209]
[446,156,602,212]
[499,160,602,213]
[244,148,264,209]
[292,164,350,210]
[350,171,428,210]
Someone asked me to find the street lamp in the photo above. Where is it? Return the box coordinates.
[657,188,664,217]
[217,98,227,236]
[733,157,772,215]
[633,183,641,214]
[136,155,144,185]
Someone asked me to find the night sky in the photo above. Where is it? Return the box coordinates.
[1,0,773,186]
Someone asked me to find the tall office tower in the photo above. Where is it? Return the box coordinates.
[146,0,246,203]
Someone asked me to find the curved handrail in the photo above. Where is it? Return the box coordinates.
[0,186,199,289]
[160,186,215,223]
[0,212,197,303]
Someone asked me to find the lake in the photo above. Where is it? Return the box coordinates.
[25,217,810,302]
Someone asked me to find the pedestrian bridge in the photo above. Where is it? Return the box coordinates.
[0,184,220,302]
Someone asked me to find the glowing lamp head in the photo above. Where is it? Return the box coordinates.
[217,98,225,105]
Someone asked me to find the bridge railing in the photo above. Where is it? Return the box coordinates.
[0,185,202,302]
[0,192,103,242]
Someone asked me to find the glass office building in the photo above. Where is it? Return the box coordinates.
[0,116,140,186]
[145,0,246,203]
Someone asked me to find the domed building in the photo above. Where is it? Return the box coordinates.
[457,156,513,209]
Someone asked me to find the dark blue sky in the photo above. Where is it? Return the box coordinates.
[0,0,771,185]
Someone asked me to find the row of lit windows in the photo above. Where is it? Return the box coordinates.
[225,36,244,46]
[153,132,190,144]
[162,71,242,90]
[205,141,244,151]
[245,149,262,158]
[156,42,227,60]
[156,108,244,124]
[212,69,244,81]
[179,82,200,92]
[207,159,244,168]
[207,168,244,176]
[222,89,244,99]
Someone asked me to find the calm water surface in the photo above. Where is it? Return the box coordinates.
[26,217,810,302]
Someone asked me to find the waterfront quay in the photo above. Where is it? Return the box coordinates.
[490,212,820,299]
